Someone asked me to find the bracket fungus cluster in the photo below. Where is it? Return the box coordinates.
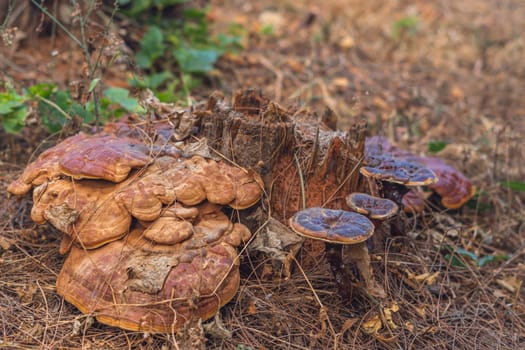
[8,89,477,330]
[8,115,263,332]
[364,136,476,213]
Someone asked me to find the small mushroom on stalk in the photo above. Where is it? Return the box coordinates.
[289,207,379,299]
[346,193,399,280]
[346,192,399,224]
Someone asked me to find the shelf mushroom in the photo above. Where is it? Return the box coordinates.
[364,136,476,213]
[405,156,477,211]
[360,151,438,210]
[56,225,244,333]
[289,207,383,299]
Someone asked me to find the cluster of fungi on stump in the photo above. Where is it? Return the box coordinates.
[8,89,476,332]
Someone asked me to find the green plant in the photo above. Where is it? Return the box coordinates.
[444,245,509,268]
[391,15,419,40]
[123,3,242,103]
[500,180,525,192]
[0,83,144,134]
[0,87,28,134]
[427,140,448,153]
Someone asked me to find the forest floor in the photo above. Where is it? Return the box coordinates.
[1,0,524,349]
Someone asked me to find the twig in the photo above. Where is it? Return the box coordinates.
[294,152,307,210]
[29,0,83,47]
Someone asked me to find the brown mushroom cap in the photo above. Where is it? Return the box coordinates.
[7,134,92,195]
[59,134,152,182]
[116,155,262,210]
[289,207,374,244]
[7,133,153,197]
[56,227,241,333]
[346,192,399,220]
[31,179,131,248]
[228,168,264,209]
[143,215,194,245]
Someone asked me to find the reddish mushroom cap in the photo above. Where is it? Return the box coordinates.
[59,134,152,182]
[365,136,476,209]
[7,133,152,196]
[56,228,241,333]
[410,156,476,209]
[289,207,374,244]
[346,192,399,220]
[7,134,91,195]
[401,189,427,214]
[31,179,131,249]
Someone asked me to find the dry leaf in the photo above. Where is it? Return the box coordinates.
[496,276,522,293]
[493,289,508,298]
[374,333,398,343]
[332,77,350,89]
[246,299,257,315]
[286,58,304,73]
[405,321,415,332]
[362,314,382,334]
[340,318,358,336]
[338,35,355,49]
[16,282,37,303]
[0,236,13,250]
[425,326,437,335]
[383,302,399,329]
[408,271,439,285]
[415,306,426,319]
[312,307,328,339]
[425,272,440,285]
[413,272,430,282]
[450,85,464,99]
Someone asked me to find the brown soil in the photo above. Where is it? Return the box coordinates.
[1,0,524,349]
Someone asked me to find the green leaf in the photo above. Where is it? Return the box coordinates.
[428,140,448,153]
[0,90,29,133]
[500,181,525,192]
[135,26,165,69]
[445,254,466,268]
[391,16,419,39]
[88,78,101,93]
[1,105,28,133]
[103,87,146,113]
[0,97,25,114]
[27,83,56,98]
[173,47,222,73]
[71,103,95,124]
[38,90,73,133]
[477,254,509,267]
[129,72,173,90]
[455,248,479,262]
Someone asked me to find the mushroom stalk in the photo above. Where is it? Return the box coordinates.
[348,242,387,298]
[382,181,410,207]
[325,243,353,300]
